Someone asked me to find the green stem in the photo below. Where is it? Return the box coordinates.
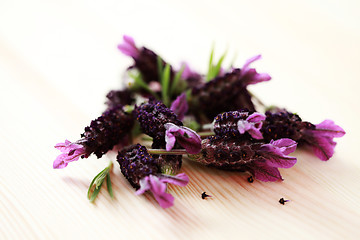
[148,149,189,155]
[198,131,215,138]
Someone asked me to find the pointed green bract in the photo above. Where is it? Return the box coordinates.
[161,63,171,107]
[206,45,227,82]
[87,161,113,203]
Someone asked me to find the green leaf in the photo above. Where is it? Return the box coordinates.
[206,45,215,82]
[106,173,114,199]
[157,56,163,79]
[161,63,171,107]
[87,169,106,199]
[206,44,228,82]
[89,181,103,203]
[213,51,227,76]
[87,162,113,203]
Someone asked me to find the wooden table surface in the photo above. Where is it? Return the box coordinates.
[1,1,360,239]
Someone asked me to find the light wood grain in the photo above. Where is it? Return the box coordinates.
[1,1,360,239]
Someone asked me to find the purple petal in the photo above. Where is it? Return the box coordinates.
[164,123,201,154]
[53,155,69,169]
[53,140,85,169]
[246,112,266,123]
[135,175,174,208]
[259,140,297,168]
[303,120,345,160]
[170,93,188,120]
[165,131,177,152]
[241,55,262,74]
[315,120,346,138]
[247,161,283,182]
[311,136,337,161]
[117,35,139,59]
[180,62,194,80]
[159,173,189,187]
[54,140,72,152]
[237,112,265,140]
[243,69,272,85]
[237,120,252,134]
[269,138,297,155]
[247,127,264,140]
[240,55,271,86]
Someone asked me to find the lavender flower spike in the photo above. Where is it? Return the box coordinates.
[117,144,189,208]
[53,140,85,169]
[117,35,139,59]
[54,105,134,169]
[237,112,266,139]
[170,92,188,120]
[164,123,202,154]
[190,136,297,182]
[261,109,345,160]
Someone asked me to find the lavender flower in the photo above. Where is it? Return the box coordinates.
[170,92,188,120]
[190,55,271,121]
[189,136,297,182]
[118,35,174,84]
[134,99,183,144]
[53,140,86,169]
[164,123,201,154]
[53,105,134,169]
[261,109,345,160]
[117,35,139,59]
[117,144,189,208]
[134,99,201,154]
[213,110,265,140]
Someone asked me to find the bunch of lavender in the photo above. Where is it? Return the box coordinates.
[116,99,201,207]
[53,34,346,208]
[189,110,298,181]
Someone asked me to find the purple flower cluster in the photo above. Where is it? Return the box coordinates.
[53,35,346,208]
[261,109,345,160]
[54,105,134,168]
[134,99,183,144]
[117,144,189,208]
[191,55,271,121]
[192,110,298,181]
[196,136,297,181]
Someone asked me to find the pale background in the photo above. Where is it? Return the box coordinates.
[1,0,360,239]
